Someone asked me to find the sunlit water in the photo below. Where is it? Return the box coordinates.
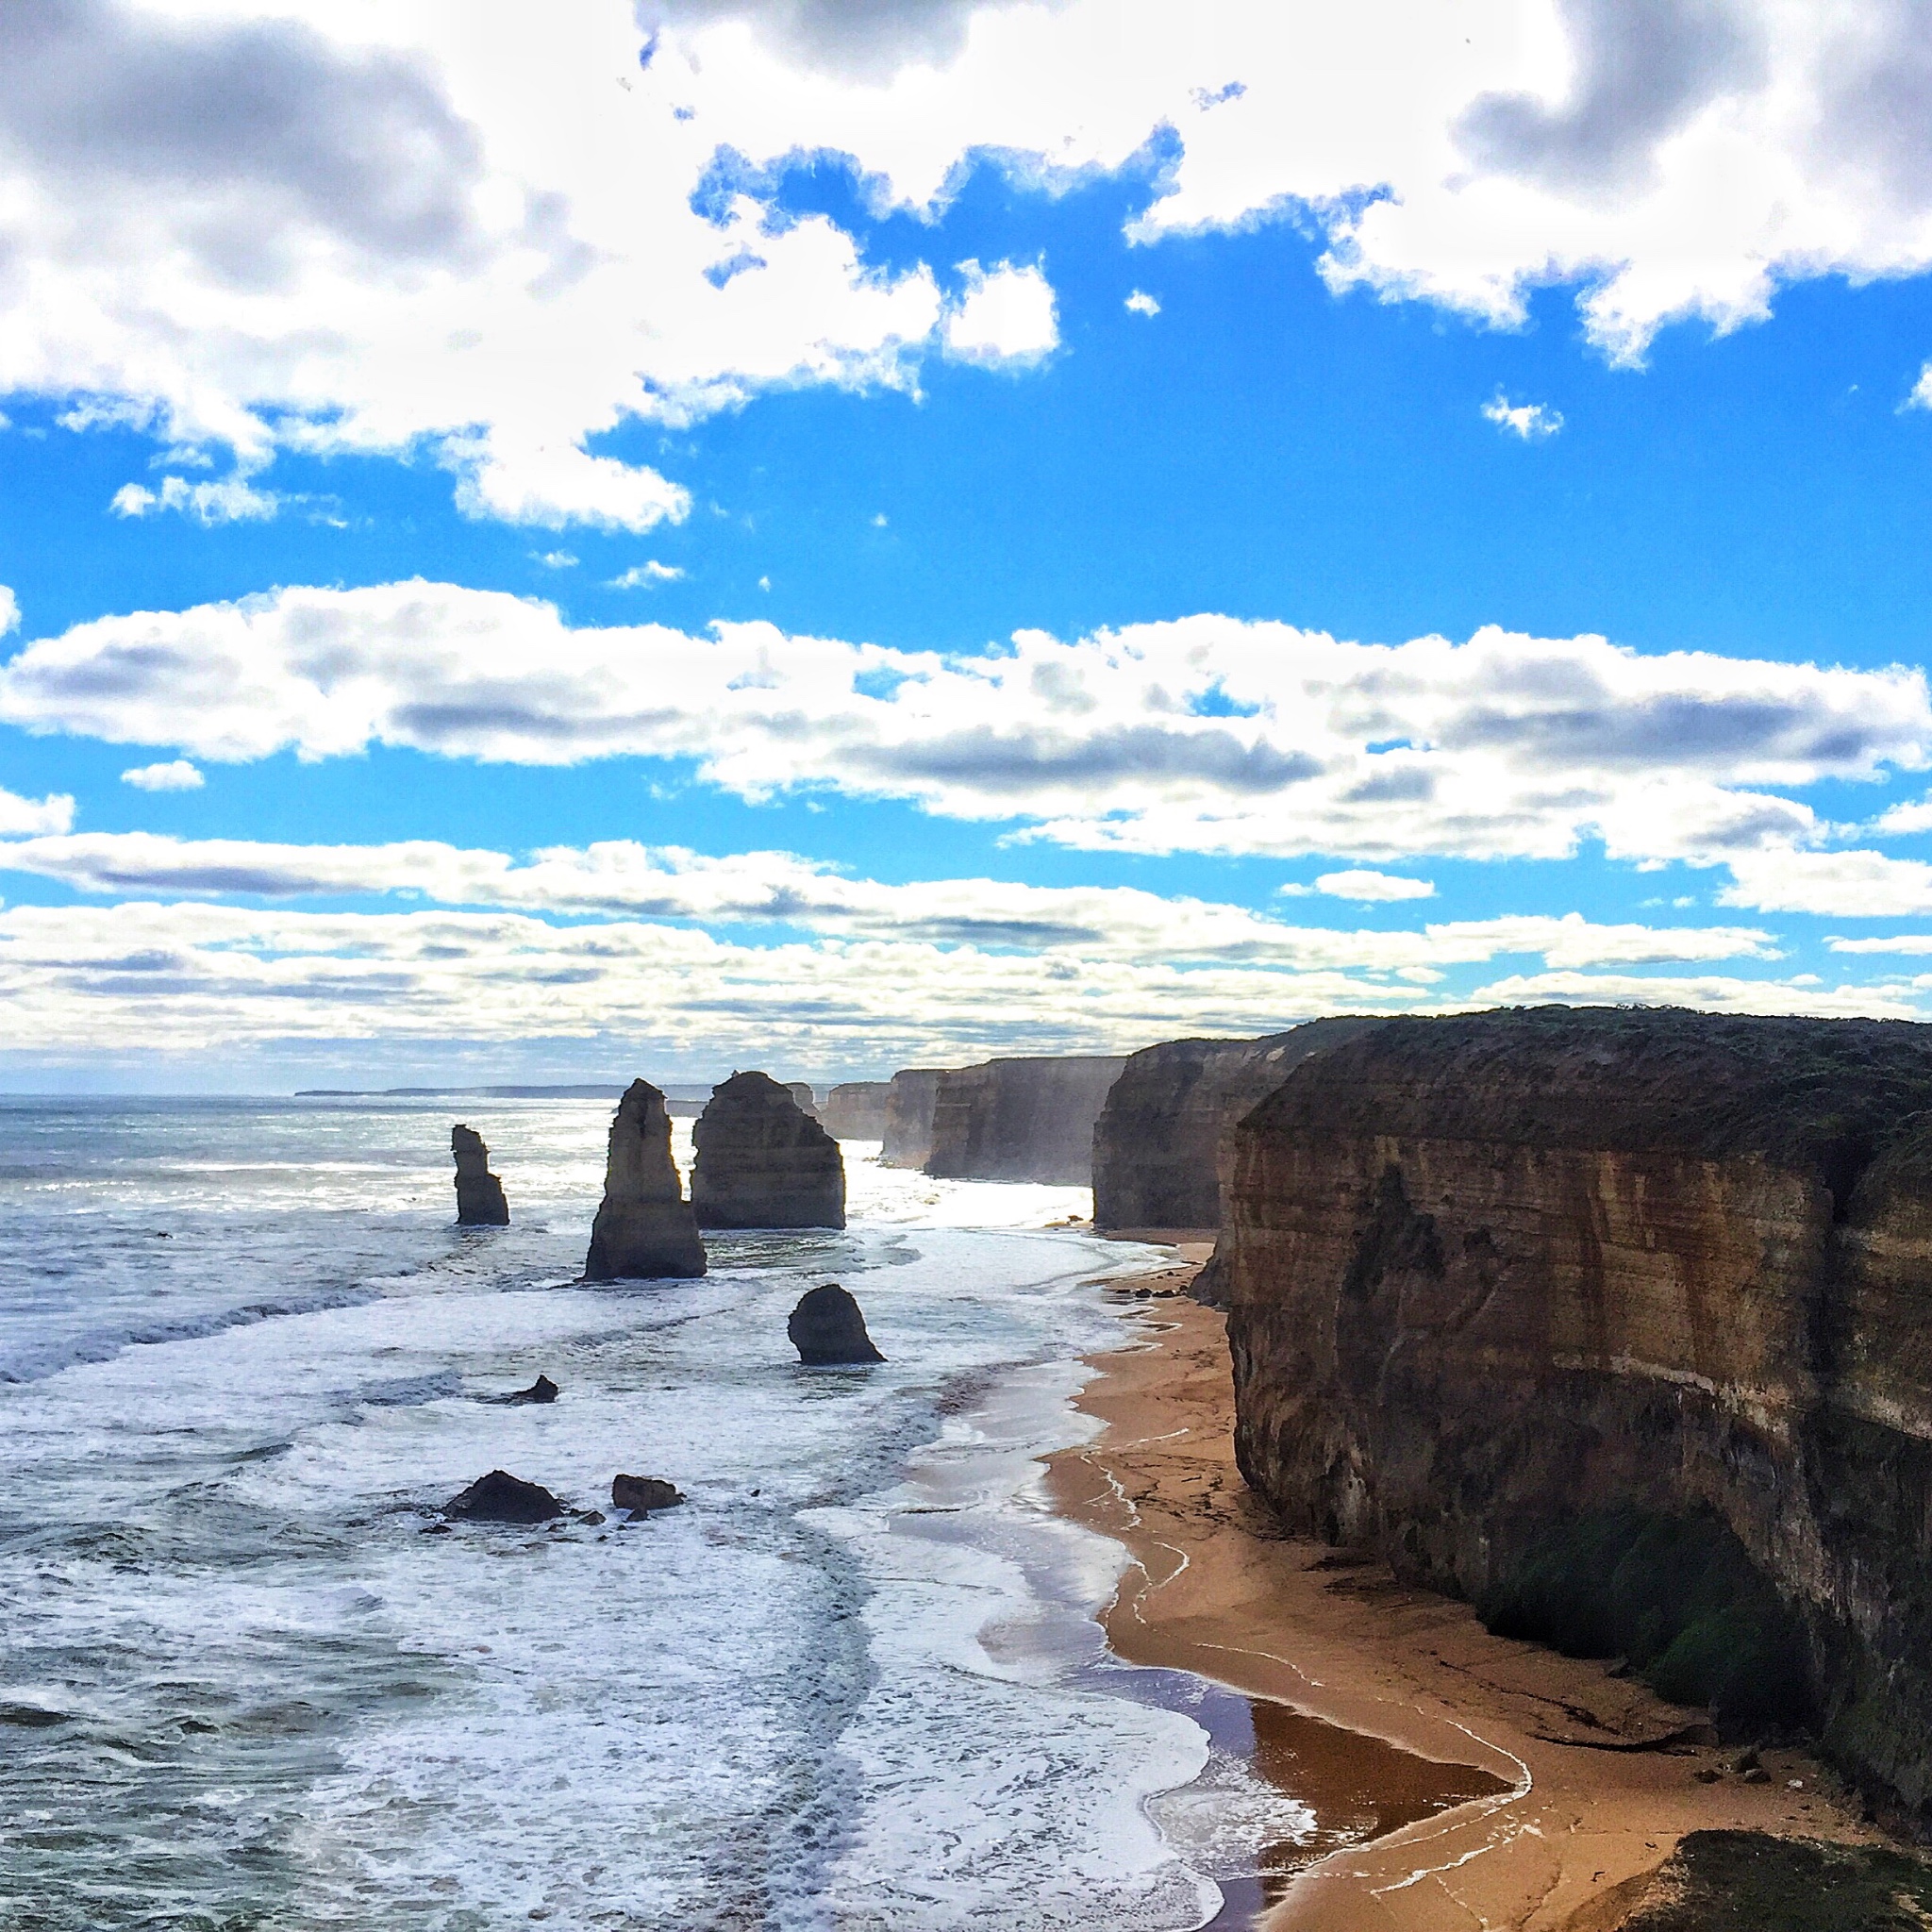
[0,1096,1331,1930]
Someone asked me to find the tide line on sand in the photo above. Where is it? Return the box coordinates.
[1044,1274,1874,1932]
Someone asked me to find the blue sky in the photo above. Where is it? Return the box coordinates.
[6,0,1932,1088]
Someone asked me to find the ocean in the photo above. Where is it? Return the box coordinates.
[0,1095,1330,1930]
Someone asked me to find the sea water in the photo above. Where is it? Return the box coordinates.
[0,1096,1327,1929]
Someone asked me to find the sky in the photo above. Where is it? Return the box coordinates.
[8,0,1932,1089]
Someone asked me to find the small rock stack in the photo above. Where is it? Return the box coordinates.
[584,1079,708,1280]
[691,1072,846,1229]
[452,1124,509,1225]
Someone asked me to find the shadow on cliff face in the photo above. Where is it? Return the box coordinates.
[1478,1510,1810,1738]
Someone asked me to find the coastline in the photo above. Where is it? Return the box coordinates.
[1047,1266,1876,1932]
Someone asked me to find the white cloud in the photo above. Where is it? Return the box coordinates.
[0,582,1921,874]
[0,786,74,836]
[1718,846,1932,918]
[608,560,685,587]
[1465,968,1924,1020]
[0,586,17,636]
[1124,289,1160,316]
[1316,868,1435,902]
[1481,391,1563,440]
[120,759,205,792]
[535,550,579,570]
[942,261,1059,366]
[108,472,281,525]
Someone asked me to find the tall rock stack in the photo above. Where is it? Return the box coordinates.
[691,1071,846,1228]
[584,1079,707,1280]
[451,1124,509,1225]
[880,1069,944,1168]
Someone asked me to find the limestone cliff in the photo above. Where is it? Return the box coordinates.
[1220,1007,1932,1813]
[880,1068,945,1169]
[451,1124,509,1225]
[691,1071,846,1229]
[925,1056,1126,1185]
[1091,1018,1379,1233]
[584,1078,707,1280]
[820,1080,891,1140]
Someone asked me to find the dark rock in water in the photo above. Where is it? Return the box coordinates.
[691,1071,845,1229]
[585,1079,707,1280]
[820,1080,891,1139]
[490,1374,558,1406]
[611,1473,685,1514]
[451,1124,509,1225]
[788,1282,884,1364]
[880,1067,945,1168]
[925,1055,1125,1184]
[445,1469,565,1523]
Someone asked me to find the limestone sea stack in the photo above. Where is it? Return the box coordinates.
[691,1072,845,1228]
[1220,1006,1932,1809]
[786,1081,819,1116]
[584,1079,708,1280]
[451,1124,509,1224]
[819,1080,891,1140]
[924,1055,1126,1184]
[879,1069,945,1168]
[788,1282,884,1364]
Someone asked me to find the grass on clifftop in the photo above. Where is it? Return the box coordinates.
[1622,1831,1932,1931]
[1479,1510,1810,1734]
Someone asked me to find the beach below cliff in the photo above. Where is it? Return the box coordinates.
[1047,1280,1879,1932]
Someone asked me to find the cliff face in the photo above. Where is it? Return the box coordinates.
[691,1071,846,1229]
[1092,1018,1379,1232]
[585,1079,707,1280]
[880,1069,945,1169]
[925,1056,1126,1185]
[1221,1008,1932,1813]
[451,1124,509,1225]
[820,1081,891,1139]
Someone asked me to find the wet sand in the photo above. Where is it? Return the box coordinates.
[1046,1275,1874,1932]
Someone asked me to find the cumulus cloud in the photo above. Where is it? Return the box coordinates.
[109,474,281,524]
[1316,869,1436,901]
[120,759,204,791]
[1125,290,1161,316]
[1718,846,1932,918]
[0,787,75,836]
[0,587,17,636]
[942,261,1059,366]
[1482,391,1563,440]
[609,560,686,587]
[0,581,1920,872]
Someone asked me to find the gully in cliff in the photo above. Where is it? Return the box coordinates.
[691,1071,845,1229]
[450,1124,509,1225]
[584,1078,708,1280]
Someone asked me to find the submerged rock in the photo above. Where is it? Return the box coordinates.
[451,1124,509,1225]
[445,1469,565,1523]
[691,1072,845,1229]
[788,1282,884,1365]
[611,1474,685,1514]
[584,1079,707,1281]
[488,1374,558,1406]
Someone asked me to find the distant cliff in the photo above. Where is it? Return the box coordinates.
[880,1069,945,1169]
[820,1081,891,1139]
[925,1056,1126,1186]
[1092,1019,1379,1233]
[1220,1007,1932,1812]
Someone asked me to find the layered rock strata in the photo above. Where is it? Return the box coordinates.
[451,1124,509,1224]
[880,1069,945,1168]
[1220,1006,1932,1813]
[584,1079,708,1280]
[691,1072,846,1229]
[819,1080,891,1140]
[1092,1018,1379,1233]
[924,1055,1126,1185]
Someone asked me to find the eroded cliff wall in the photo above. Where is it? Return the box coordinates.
[1222,1007,1932,1814]
[820,1081,891,1139]
[880,1069,944,1169]
[925,1056,1126,1185]
[1092,1018,1379,1232]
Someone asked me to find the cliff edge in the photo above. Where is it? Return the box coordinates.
[1221,1006,1932,1816]
[925,1055,1126,1185]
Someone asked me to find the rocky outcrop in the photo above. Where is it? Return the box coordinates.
[1092,1018,1380,1233]
[1221,1007,1932,1813]
[446,1470,565,1523]
[451,1124,509,1224]
[691,1072,846,1229]
[786,1081,819,1116]
[820,1080,891,1139]
[788,1282,885,1364]
[924,1055,1127,1185]
[584,1079,708,1280]
[612,1474,685,1514]
[486,1374,558,1406]
[880,1068,945,1168]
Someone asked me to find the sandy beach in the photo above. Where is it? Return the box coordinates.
[1047,1263,1876,1932]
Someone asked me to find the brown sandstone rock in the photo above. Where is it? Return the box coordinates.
[924,1055,1126,1184]
[584,1079,708,1280]
[820,1080,891,1139]
[611,1474,685,1514]
[880,1068,945,1168]
[451,1124,509,1224]
[691,1072,845,1229]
